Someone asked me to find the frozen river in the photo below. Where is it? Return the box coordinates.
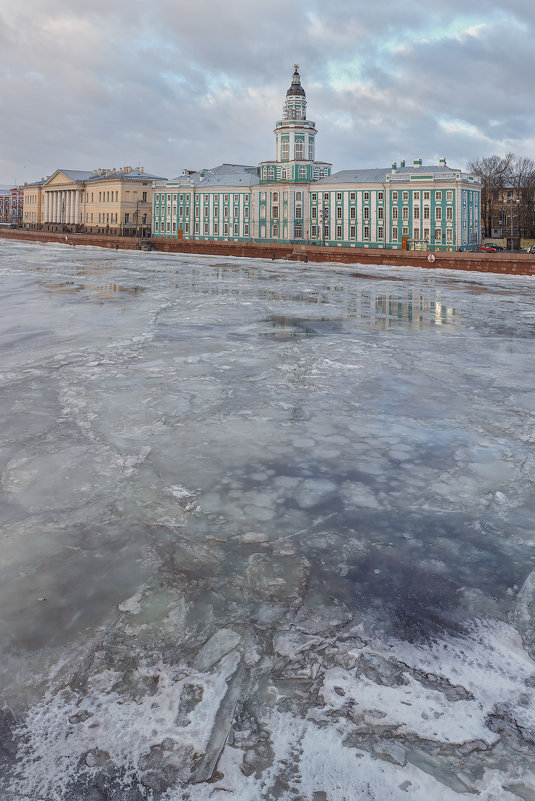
[1,240,535,800]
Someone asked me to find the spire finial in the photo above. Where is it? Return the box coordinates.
[293,63,299,72]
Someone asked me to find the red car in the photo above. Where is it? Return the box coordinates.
[478,244,499,253]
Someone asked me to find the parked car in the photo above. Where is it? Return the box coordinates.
[486,242,504,250]
[478,244,499,252]
[527,245,535,254]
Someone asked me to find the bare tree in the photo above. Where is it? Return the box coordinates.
[507,156,535,237]
[468,153,514,237]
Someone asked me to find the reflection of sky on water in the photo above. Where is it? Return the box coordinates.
[1,242,535,800]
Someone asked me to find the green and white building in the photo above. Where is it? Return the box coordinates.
[153,67,481,250]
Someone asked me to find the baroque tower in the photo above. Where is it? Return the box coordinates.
[259,66,331,184]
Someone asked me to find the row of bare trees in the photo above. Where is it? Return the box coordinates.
[467,154,535,239]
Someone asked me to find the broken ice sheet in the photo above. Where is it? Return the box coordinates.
[2,243,535,799]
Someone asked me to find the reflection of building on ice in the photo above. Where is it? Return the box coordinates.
[153,66,481,251]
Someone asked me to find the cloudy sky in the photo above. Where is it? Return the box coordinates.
[1,0,534,185]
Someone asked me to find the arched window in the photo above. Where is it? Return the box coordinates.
[299,166,306,179]
[273,224,279,238]
[295,141,304,159]
[273,192,278,202]
[294,223,302,239]
[267,166,275,181]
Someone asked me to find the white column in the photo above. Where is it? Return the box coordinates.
[54,192,58,223]
[67,191,72,224]
[44,192,49,223]
[75,190,80,225]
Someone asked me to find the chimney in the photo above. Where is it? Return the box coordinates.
[439,157,447,167]
[413,158,422,167]
[391,162,397,172]
[400,159,406,168]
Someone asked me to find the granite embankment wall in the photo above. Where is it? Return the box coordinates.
[2,229,534,276]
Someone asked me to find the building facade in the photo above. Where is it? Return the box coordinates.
[0,185,24,226]
[153,67,481,251]
[23,167,166,235]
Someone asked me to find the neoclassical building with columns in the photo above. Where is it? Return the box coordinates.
[152,67,481,250]
[23,166,166,236]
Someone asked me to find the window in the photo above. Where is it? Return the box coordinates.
[214,222,219,235]
[224,194,229,203]
[295,206,302,218]
[350,192,356,201]
[295,223,302,238]
[424,191,430,200]
[378,192,384,201]
[336,225,342,238]
[423,206,430,219]
[195,221,199,233]
[435,191,442,202]
[308,141,314,160]
[378,226,384,239]
[311,207,317,219]
[311,193,317,201]
[224,207,229,218]
[414,228,420,240]
[234,223,239,235]
[172,222,176,232]
[350,207,356,219]
[272,206,279,218]
[273,192,278,202]
[273,224,279,237]
[244,207,249,218]
[124,213,129,223]
[414,206,420,219]
[402,207,408,219]
[296,191,302,201]
[402,227,409,236]
[195,206,199,218]
[364,226,370,238]
[324,225,329,238]
[311,225,318,238]
[179,194,183,202]
[244,224,249,235]
[224,222,229,234]
[281,141,289,160]
[350,225,356,238]
[446,228,453,242]
[213,206,217,218]
[392,226,398,239]
[324,193,329,202]
[435,228,442,240]
[234,194,239,203]
[402,191,409,201]
[337,192,342,201]
[392,207,398,220]
[364,191,370,201]
[435,207,442,221]
[364,207,370,220]
[413,191,420,201]
[204,222,209,234]
[295,141,304,159]
[337,207,342,219]
[424,228,429,240]
[185,221,189,233]
[446,206,453,221]
[378,207,383,220]
[299,166,306,178]
[281,168,287,179]
[446,191,453,201]
[155,221,159,232]
[392,191,398,201]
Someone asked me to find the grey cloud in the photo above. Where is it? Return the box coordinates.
[0,0,534,183]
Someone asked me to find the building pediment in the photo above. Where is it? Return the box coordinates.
[44,170,93,188]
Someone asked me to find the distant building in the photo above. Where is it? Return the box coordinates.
[153,67,481,250]
[22,167,166,236]
[0,185,24,226]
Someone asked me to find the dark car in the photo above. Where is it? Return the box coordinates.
[486,242,504,250]
[478,244,499,253]
[527,245,535,254]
